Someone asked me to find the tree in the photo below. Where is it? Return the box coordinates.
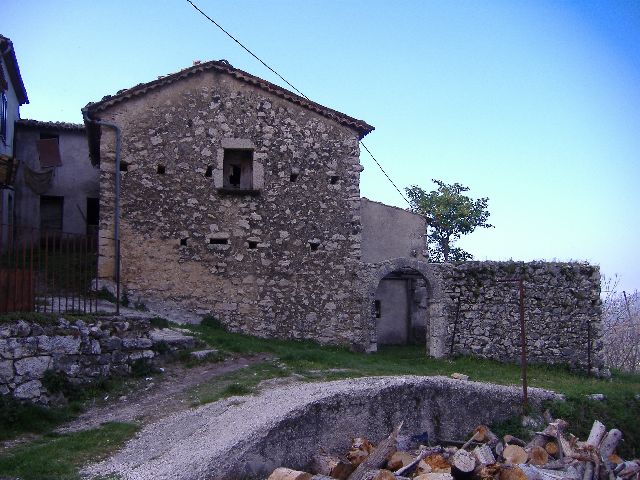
[601,275,640,372]
[406,179,492,262]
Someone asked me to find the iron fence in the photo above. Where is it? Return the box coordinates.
[0,223,100,314]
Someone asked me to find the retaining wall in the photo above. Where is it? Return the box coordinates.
[0,317,155,404]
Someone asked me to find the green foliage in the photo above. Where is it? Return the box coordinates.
[0,422,138,480]
[120,289,129,308]
[200,315,224,329]
[0,396,77,441]
[149,317,170,329]
[95,287,117,303]
[406,179,492,262]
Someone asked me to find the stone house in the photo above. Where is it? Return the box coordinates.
[83,60,603,366]
[83,60,437,351]
[13,119,99,237]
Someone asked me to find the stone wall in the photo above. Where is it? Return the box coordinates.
[0,317,155,404]
[93,69,367,346]
[435,261,603,369]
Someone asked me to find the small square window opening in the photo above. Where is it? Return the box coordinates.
[223,149,253,189]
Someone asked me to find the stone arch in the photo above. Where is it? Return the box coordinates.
[364,258,447,356]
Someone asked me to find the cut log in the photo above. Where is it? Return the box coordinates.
[503,445,529,465]
[518,465,578,480]
[500,465,528,480]
[545,442,559,456]
[348,438,375,466]
[368,469,396,480]
[387,452,415,471]
[598,430,622,460]
[615,461,640,478]
[348,423,402,480]
[474,445,497,466]
[529,446,550,466]
[451,449,476,480]
[311,453,354,480]
[505,436,527,447]
[586,421,607,449]
[415,474,455,480]
[474,425,500,446]
[268,467,313,480]
[425,453,453,473]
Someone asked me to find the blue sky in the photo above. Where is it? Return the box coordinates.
[4,0,639,292]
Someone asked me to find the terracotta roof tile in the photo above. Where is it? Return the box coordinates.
[16,119,85,131]
[83,60,374,138]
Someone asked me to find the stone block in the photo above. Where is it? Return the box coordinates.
[15,356,52,379]
[0,359,14,383]
[100,336,123,351]
[37,335,82,354]
[122,338,153,349]
[14,379,42,399]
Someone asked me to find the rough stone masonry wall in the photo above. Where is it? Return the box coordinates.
[0,317,155,404]
[95,71,367,347]
[438,261,603,369]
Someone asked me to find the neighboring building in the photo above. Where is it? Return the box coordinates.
[0,34,28,238]
[14,119,99,237]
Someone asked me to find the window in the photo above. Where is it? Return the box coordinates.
[86,197,99,235]
[223,149,253,189]
[0,92,7,145]
[37,133,62,168]
[40,196,64,232]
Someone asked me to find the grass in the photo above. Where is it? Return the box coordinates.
[0,422,137,480]
[186,318,640,457]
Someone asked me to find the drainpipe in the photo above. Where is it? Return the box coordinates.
[83,111,122,315]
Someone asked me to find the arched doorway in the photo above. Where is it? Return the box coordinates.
[365,259,445,355]
[374,268,428,345]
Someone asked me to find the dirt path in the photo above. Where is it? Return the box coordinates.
[56,353,272,433]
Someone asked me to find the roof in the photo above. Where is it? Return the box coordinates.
[0,35,28,105]
[16,119,85,132]
[83,59,374,138]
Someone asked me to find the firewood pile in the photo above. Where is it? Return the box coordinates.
[267,416,639,480]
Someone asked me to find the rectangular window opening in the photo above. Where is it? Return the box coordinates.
[248,240,258,249]
[309,240,320,252]
[157,164,166,175]
[180,238,188,246]
[374,300,381,318]
[120,161,129,172]
[86,197,99,235]
[40,195,64,232]
[0,92,7,144]
[330,175,339,185]
[205,165,213,177]
[209,238,228,245]
[290,173,299,182]
[223,149,253,189]
[37,133,62,168]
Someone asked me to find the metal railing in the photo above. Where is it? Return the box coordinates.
[0,223,100,314]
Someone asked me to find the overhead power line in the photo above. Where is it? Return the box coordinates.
[185,0,410,206]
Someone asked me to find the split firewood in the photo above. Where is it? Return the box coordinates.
[529,446,550,466]
[582,462,594,480]
[364,469,395,480]
[311,453,354,480]
[311,476,336,480]
[505,436,527,448]
[598,430,622,461]
[615,461,640,478]
[348,423,402,480]
[451,449,477,480]
[586,421,607,449]
[503,445,529,465]
[395,448,445,477]
[424,453,453,472]
[387,451,415,470]
[478,464,502,480]
[518,464,579,480]
[475,444,497,466]
[348,437,375,466]
[268,467,313,480]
